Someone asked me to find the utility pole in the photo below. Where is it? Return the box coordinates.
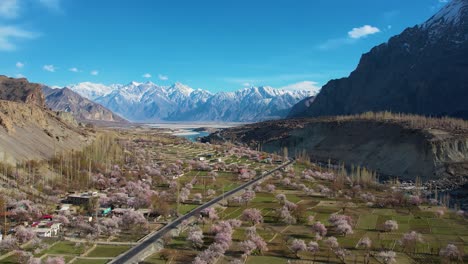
[88,159,91,189]
[176,179,180,215]
[2,198,7,237]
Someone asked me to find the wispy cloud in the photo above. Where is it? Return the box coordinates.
[318,38,356,50]
[0,25,38,51]
[69,67,80,72]
[242,82,252,87]
[43,64,56,72]
[279,81,321,92]
[16,73,25,78]
[0,0,19,19]
[318,24,380,50]
[158,74,168,81]
[16,61,24,68]
[39,0,62,13]
[348,25,380,39]
[90,70,99,76]
[142,73,151,78]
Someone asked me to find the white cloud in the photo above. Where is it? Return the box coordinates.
[43,64,56,72]
[0,0,19,19]
[279,81,321,94]
[90,70,99,76]
[348,25,381,39]
[242,82,252,87]
[39,0,62,12]
[69,67,79,72]
[16,61,24,68]
[158,74,168,81]
[16,73,25,78]
[0,25,38,51]
[318,24,380,50]
[142,73,151,78]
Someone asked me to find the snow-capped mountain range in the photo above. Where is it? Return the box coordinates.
[67,81,317,122]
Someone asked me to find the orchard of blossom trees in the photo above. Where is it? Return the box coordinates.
[1,130,467,264]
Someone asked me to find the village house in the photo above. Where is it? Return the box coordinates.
[65,192,99,206]
[32,222,62,238]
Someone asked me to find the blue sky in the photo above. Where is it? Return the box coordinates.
[0,0,449,92]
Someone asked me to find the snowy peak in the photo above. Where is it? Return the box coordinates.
[169,82,194,96]
[423,0,468,29]
[238,86,314,98]
[68,82,119,100]
[66,81,312,122]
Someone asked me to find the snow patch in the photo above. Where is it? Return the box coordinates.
[423,0,467,29]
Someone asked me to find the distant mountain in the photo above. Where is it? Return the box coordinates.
[68,81,314,122]
[171,86,313,122]
[289,0,468,119]
[42,86,127,123]
[68,82,122,101]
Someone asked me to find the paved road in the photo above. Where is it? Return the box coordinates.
[110,159,294,264]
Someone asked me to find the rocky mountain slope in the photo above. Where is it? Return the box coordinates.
[289,0,468,119]
[205,113,468,181]
[0,75,45,107]
[68,82,314,122]
[43,86,127,123]
[0,76,92,164]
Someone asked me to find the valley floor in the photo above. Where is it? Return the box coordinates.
[0,126,466,264]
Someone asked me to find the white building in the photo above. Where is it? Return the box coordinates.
[33,222,62,237]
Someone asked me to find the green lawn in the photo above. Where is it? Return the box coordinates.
[179,203,199,214]
[0,255,17,264]
[357,213,379,230]
[40,241,86,256]
[73,258,111,264]
[86,245,131,258]
[246,255,290,264]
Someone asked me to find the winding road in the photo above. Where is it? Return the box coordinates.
[109,159,294,264]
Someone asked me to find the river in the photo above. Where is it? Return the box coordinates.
[145,122,244,142]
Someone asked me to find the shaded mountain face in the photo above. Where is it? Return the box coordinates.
[42,86,127,123]
[289,0,468,119]
[69,82,314,122]
[0,75,45,107]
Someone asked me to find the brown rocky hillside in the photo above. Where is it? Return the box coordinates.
[43,86,128,123]
[204,113,468,181]
[0,76,93,163]
[0,75,45,107]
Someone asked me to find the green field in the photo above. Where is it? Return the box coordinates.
[149,158,468,264]
[86,245,131,258]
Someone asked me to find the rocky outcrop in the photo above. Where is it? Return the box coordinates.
[205,115,468,181]
[0,75,46,107]
[288,0,468,119]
